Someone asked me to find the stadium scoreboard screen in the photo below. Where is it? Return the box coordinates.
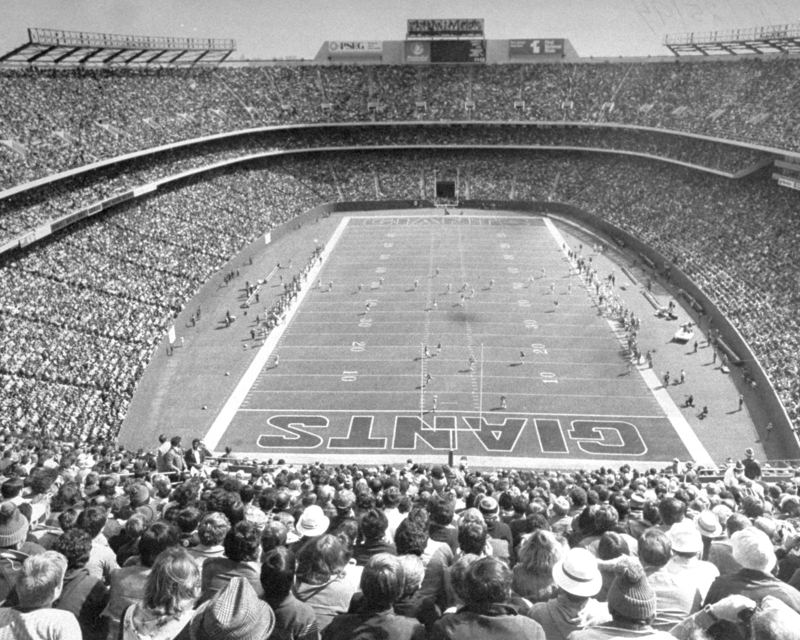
[432,39,485,63]
[405,39,486,64]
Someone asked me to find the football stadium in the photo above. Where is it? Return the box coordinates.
[1,4,800,638]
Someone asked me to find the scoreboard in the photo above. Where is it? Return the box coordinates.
[405,40,486,64]
[431,39,485,63]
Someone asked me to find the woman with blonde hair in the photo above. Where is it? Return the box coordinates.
[512,529,567,603]
[119,546,200,640]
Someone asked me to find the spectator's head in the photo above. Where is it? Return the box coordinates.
[223,521,261,563]
[552,547,602,600]
[296,534,347,585]
[606,558,656,625]
[394,518,429,556]
[196,511,230,548]
[205,489,245,526]
[517,530,565,578]
[695,511,723,539]
[450,553,480,605]
[464,556,511,610]
[144,547,200,618]
[658,497,686,527]
[478,496,499,523]
[16,551,68,610]
[668,521,703,558]
[594,505,619,535]
[295,505,330,539]
[52,528,93,571]
[170,436,182,449]
[429,497,455,526]
[361,509,388,542]
[77,505,107,540]
[732,528,777,574]
[597,531,630,561]
[128,483,150,509]
[176,507,202,536]
[396,554,424,597]
[260,547,296,602]
[190,578,274,640]
[639,529,671,568]
[726,512,752,538]
[260,520,288,555]
[58,508,80,533]
[0,502,29,549]
[360,553,405,611]
[139,522,180,568]
[457,520,488,555]
[1,478,24,500]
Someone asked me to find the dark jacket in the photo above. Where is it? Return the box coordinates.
[56,566,109,640]
[430,603,546,640]
[265,592,320,640]
[322,607,425,640]
[704,567,800,613]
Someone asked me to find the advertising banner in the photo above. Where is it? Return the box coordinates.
[327,41,383,54]
[509,39,565,57]
[777,176,800,191]
[405,41,431,63]
[407,19,484,38]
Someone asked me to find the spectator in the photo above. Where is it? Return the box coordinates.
[354,509,396,566]
[200,519,263,603]
[704,527,800,613]
[51,528,110,640]
[293,534,356,632]
[429,556,545,639]
[261,547,319,640]
[526,547,609,640]
[176,577,274,640]
[0,550,82,639]
[511,530,566,603]
[322,553,424,640]
[119,546,200,640]
[569,557,673,640]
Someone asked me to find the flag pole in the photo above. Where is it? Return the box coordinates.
[479,343,484,426]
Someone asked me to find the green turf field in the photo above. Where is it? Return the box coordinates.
[201,213,713,467]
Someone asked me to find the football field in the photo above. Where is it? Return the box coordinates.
[203,213,713,468]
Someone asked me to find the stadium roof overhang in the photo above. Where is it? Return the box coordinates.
[664,23,800,56]
[0,28,235,67]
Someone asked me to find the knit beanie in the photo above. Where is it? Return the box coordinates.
[0,501,29,547]
[606,558,656,622]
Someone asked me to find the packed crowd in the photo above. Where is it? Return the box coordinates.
[1,437,800,639]
[1,149,799,444]
[0,164,329,440]
[0,121,766,246]
[1,58,799,192]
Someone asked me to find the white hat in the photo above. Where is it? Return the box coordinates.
[552,548,602,598]
[669,521,703,554]
[732,528,776,573]
[295,505,330,538]
[695,511,723,538]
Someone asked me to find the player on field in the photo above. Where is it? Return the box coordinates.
[500,395,507,410]
[273,355,280,368]
[432,395,438,412]
[446,283,452,294]
[520,350,526,363]
[469,355,476,368]
[489,279,494,289]
[413,279,419,290]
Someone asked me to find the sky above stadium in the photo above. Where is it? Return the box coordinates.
[2,0,799,60]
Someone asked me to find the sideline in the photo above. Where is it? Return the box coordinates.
[203,216,351,451]
[544,217,714,466]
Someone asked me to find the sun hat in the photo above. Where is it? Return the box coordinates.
[669,521,703,554]
[190,578,274,640]
[629,493,646,510]
[733,528,776,573]
[478,496,499,518]
[552,547,602,598]
[606,558,656,621]
[295,505,330,538]
[0,501,29,547]
[695,511,723,538]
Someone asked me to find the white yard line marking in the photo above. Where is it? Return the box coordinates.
[203,216,351,451]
